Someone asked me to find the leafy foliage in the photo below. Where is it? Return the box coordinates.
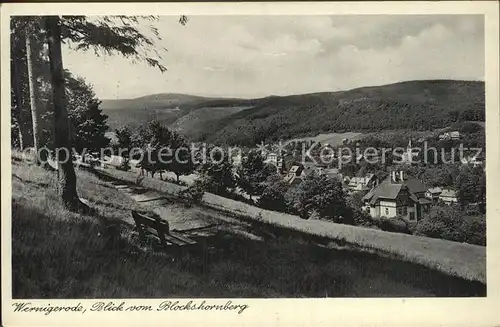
[178,180,205,207]
[196,145,236,196]
[454,166,486,210]
[60,16,186,73]
[257,174,289,212]
[373,216,413,234]
[236,150,276,199]
[415,205,485,245]
[65,73,110,153]
[114,126,133,153]
[288,173,348,221]
[134,121,195,181]
[167,131,195,182]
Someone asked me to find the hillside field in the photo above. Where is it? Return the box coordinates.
[11,158,485,297]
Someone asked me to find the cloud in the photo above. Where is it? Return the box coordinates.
[62,15,484,99]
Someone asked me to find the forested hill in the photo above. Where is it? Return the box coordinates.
[194,80,485,145]
[101,92,268,130]
[101,80,484,145]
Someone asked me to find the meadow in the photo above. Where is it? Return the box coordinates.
[11,158,485,298]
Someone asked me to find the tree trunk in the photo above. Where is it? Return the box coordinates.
[25,30,45,164]
[45,16,84,212]
[11,56,26,150]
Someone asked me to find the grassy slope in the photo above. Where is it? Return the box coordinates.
[11,159,485,298]
[100,166,486,284]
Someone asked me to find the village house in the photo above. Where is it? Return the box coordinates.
[262,152,284,172]
[344,174,379,193]
[362,171,431,221]
[439,131,460,140]
[300,162,323,177]
[425,187,442,203]
[283,165,304,186]
[460,155,484,168]
[322,168,342,180]
[283,163,341,187]
[439,189,458,204]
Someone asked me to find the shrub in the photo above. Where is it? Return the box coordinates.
[117,159,131,171]
[288,173,348,220]
[178,181,205,207]
[373,216,412,234]
[163,176,188,186]
[257,174,289,213]
[351,208,375,227]
[415,205,486,245]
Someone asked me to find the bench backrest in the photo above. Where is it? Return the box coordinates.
[131,211,170,244]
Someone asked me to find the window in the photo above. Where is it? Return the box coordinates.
[403,207,408,215]
[409,212,415,221]
[397,207,403,215]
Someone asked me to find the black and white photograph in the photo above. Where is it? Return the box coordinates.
[1,2,499,327]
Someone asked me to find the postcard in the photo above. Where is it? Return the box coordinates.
[1,1,499,326]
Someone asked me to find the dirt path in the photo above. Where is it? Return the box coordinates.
[106,177,270,244]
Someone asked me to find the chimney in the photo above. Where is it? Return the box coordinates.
[399,170,404,181]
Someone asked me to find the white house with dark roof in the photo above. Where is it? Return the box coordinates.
[439,189,458,204]
[439,131,460,140]
[425,187,442,203]
[345,174,378,192]
[362,171,431,221]
[461,155,484,168]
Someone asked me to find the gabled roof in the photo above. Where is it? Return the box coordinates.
[404,178,429,194]
[419,197,433,205]
[440,189,457,197]
[362,176,428,205]
[362,179,404,203]
[427,187,442,194]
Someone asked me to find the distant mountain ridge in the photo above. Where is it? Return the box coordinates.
[101,80,485,145]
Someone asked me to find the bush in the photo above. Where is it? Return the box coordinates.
[163,176,188,186]
[223,191,255,205]
[117,159,130,171]
[415,205,486,245]
[288,173,348,220]
[351,208,375,227]
[178,181,205,207]
[257,175,289,213]
[373,216,412,234]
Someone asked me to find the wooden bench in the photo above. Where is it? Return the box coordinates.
[131,211,196,247]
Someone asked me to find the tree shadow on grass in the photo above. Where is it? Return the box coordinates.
[89,169,136,186]
[163,213,487,298]
[12,174,51,189]
[11,198,486,299]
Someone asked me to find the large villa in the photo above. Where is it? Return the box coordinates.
[362,171,432,221]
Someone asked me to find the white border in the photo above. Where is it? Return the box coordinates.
[1,2,499,327]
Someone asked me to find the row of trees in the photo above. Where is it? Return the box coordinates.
[114,122,194,182]
[11,15,186,211]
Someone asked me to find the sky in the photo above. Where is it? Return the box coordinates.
[62,15,485,100]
